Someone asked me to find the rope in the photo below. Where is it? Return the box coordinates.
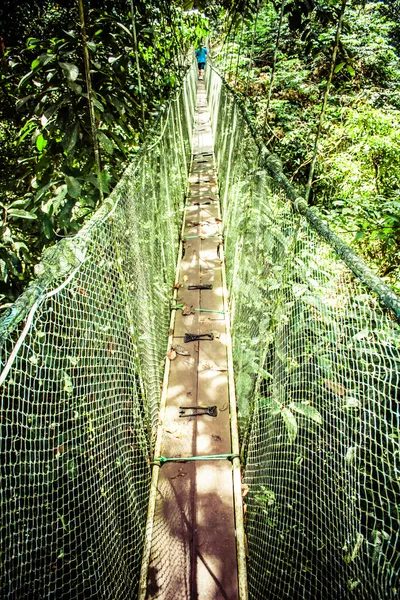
[152,454,240,466]
[305,0,347,203]
[145,95,180,152]
[0,250,87,388]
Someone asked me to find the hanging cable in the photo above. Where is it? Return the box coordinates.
[263,0,286,134]
[130,0,146,133]
[305,0,347,203]
[78,0,103,203]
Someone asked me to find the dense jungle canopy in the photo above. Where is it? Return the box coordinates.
[0,0,400,308]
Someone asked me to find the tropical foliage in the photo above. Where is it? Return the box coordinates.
[1,0,400,307]
[212,0,400,290]
[0,0,208,306]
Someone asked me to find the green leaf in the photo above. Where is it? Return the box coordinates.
[63,123,79,153]
[35,181,56,202]
[42,184,68,214]
[7,209,37,220]
[65,176,81,199]
[289,403,322,425]
[63,371,73,395]
[92,98,104,112]
[317,355,335,374]
[86,171,110,194]
[18,70,34,89]
[68,81,83,95]
[9,199,29,208]
[281,407,298,443]
[42,214,54,239]
[36,134,47,152]
[59,62,79,82]
[67,459,77,479]
[334,62,345,73]
[109,96,126,115]
[97,131,114,155]
[108,55,122,65]
[0,259,8,280]
[87,41,97,52]
[16,95,34,111]
[13,242,30,258]
[255,486,276,507]
[346,64,355,76]
[115,22,132,38]
[31,58,41,70]
[39,53,55,66]
[18,120,36,141]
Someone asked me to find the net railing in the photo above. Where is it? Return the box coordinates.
[0,63,197,600]
[206,65,400,600]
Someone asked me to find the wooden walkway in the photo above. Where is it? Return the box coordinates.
[139,79,243,600]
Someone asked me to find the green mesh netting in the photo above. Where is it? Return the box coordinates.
[207,65,400,599]
[0,64,196,599]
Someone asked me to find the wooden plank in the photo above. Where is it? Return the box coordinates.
[144,77,240,600]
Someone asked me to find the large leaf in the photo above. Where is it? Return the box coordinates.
[7,209,37,220]
[281,407,298,443]
[36,134,47,152]
[42,214,54,239]
[0,259,8,280]
[92,97,104,112]
[65,176,81,199]
[34,181,56,202]
[289,403,323,425]
[42,184,68,214]
[63,123,79,153]
[18,70,34,89]
[59,62,79,82]
[347,64,355,76]
[97,131,114,155]
[115,22,132,38]
[334,62,345,73]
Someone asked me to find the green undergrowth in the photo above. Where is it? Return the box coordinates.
[212,1,400,292]
[0,0,209,308]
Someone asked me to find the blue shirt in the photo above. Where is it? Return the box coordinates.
[196,47,208,64]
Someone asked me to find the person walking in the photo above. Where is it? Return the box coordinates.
[195,44,208,80]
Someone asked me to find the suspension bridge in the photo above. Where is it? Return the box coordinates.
[1,60,400,600]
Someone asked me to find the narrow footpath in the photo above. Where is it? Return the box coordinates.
[140,78,241,600]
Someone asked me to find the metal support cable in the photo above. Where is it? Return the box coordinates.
[305,0,347,203]
[78,0,103,203]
